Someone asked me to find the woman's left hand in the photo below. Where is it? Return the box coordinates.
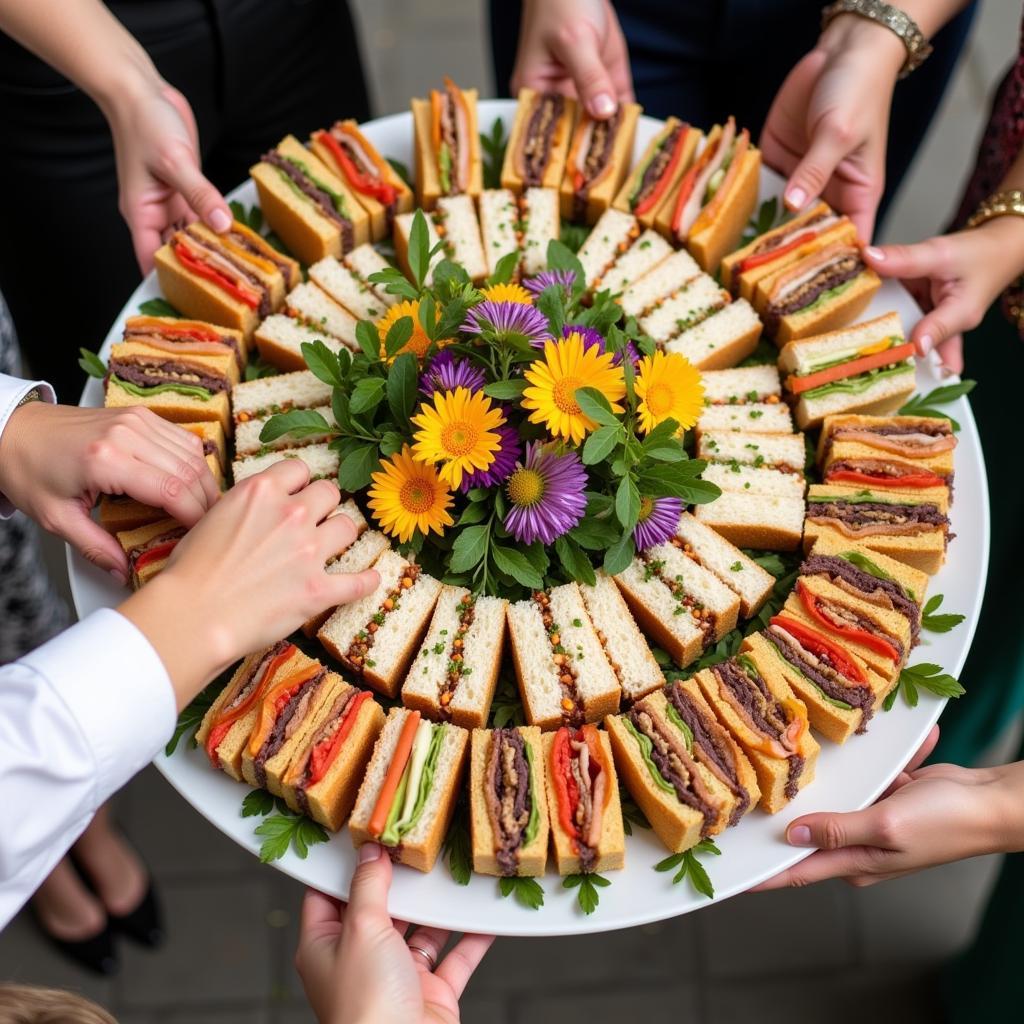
[295,844,494,1024]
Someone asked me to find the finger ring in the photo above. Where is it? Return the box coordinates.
[407,943,436,971]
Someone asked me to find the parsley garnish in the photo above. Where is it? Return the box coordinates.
[563,872,611,914]
[654,838,721,898]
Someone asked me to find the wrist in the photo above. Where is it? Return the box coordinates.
[818,14,906,81]
[985,762,1024,854]
[89,47,164,124]
[0,398,48,510]
[972,216,1024,286]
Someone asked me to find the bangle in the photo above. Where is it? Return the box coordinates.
[965,190,1024,230]
[821,1,932,79]
[15,387,42,410]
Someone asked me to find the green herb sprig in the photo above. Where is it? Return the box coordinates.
[884,663,966,711]
[921,594,966,634]
[654,838,721,898]
[499,876,545,910]
[563,872,611,915]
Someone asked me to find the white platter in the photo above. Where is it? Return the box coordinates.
[70,99,989,936]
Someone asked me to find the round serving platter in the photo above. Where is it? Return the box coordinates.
[70,99,989,936]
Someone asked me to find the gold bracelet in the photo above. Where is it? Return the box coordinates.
[965,190,1024,230]
[821,0,932,79]
[15,387,42,410]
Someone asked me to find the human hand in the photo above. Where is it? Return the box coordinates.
[760,15,906,240]
[510,0,634,120]
[119,459,380,709]
[296,844,494,1024]
[755,727,1022,889]
[0,403,218,582]
[104,75,231,273]
[862,215,1024,374]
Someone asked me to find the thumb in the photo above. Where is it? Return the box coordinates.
[862,240,949,282]
[783,117,854,214]
[914,298,975,359]
[347,843,393,923]
[56,503,129,584]
[161,152,231,234]
[786,805,893,853]
[549,22,618,119]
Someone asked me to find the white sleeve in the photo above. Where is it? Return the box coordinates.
[0,373,57,518]
[0,608,176,928]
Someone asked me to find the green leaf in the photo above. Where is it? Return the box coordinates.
[483,379,530,401]
[559,220,589,255]
[442,798,472,885]
[449,524,489,573]
[488,249,521,286]
[78,347,106,379]
[259,408,332,443]
[387,352,418,427]
[603,531,635,576]
[241,789,275,818]
[384,316,414,358]
[619,788,651,835]
[921,594,965,634]
[137,297,182,318]
[356,319,382,361]
[498,876,545,910]
[349,376,387,415]
[563,873,609,915]
[898,380,976,432]
[368,267,420,302]
[408,209,432,290]
[456,502,488,526]
[254,813,328,863]
[574,387,620,427]
[582,424,622,466]
[244,357,281,381]
[554,535,596,586]
[379,430,404,456]
[164,674,225,756]
[491,544,544,589]
[338,444,379,492]
[418,292,438,342]
[546,239,585,292]
[332,389,354,433]
[655,838,718,898]
[537,283,566,337]
[638,464,721,504]
[302,340,345,388]
[615,475,641,529]
[387,156,412,188]
[746,551,787,577]
[480,117,508,190]
[901,662,966,699]
[569,516,619,550]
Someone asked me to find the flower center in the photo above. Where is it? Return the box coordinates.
[400,478,436,514]
[645,382,675,417]
[552,376,582,415]
[637,496,654,523]
[507,467,545,507]
[404,328,432,359]
[440,421,479,457]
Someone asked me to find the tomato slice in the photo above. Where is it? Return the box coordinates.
[825,468,945,489]
[633,126,690,217]
[368,711,421,839]
[670,133,721,235]
[551,728,580,848]
[131,317,223,343]
[133,539,179,575]
[770,614,869,685]
[315,130,397,206]
[787,342,915,395]
[795,580,900,662]
[739,230,817,273]
[307,691,373,786]
[173,240,260,310]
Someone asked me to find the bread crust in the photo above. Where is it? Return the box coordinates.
[676,314,763,371]
[500,88,577,193]
[469,727,550,877]
[252,321,310,373]
[686,148,761,273]
[251,163,341,266]
[506,604,562,730]
[612,573,703,668]
[772,270,883,345]
[613,121,700,229]
[802,521,946,576]
[542,730,625,873]
[807,533,930,608]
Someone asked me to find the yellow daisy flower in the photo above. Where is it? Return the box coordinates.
[634,350,704,434]
[367,446,454,543]
[522,332,626,445]
[375,298,438,362]
[411,386,505,489]
[480,282,534,305]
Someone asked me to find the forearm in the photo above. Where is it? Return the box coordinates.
[0,0,160,116]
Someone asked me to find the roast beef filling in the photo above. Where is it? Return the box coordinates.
[110,359,227,393]
[485,729,532,875]
[344,565,421,674]
[714,661,804,799]
[253,671,326,788]
[764,253,864,329]
[533,591,583,725]
[764,625,875,731]
[808,500,949,538]
[629,706,718,834]
[573,110,621,220]
[261,150,354,250]
[632,124,683,208]
[568,733,598,873]
[801,553,920,645]
[183,226,272,317]
[293,688,357,815]
[748,209,832,256]
[437,595,476,717]
[518,92,564,186]
[665,684,749,824]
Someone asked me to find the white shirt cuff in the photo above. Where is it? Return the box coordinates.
[18,608,177,796]
[0,374,56,518]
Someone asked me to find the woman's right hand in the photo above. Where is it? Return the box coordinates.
[103,74,232,273]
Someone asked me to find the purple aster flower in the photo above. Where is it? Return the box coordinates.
[459,422,521,491]
[523,269,576,297]
[419,349,487,397]
[504,442,587,546]
[633,496,684,551]
[561,324,641,368]
[463,300,551,347]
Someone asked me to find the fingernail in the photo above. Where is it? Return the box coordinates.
[865,246,885,261]
[209,208,232,232]
[788,825,813,846]
[590,93,616,118]
[940,363,956,379]
[917,333,934,355]
[359,842,381,863]
[109,568,128,586]
[785,186,807,210]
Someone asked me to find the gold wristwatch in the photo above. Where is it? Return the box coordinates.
[14,386,43,410]
[965,190,1024,230]
[821,0,932,79]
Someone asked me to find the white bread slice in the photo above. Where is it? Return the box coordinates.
[402,589,507,730]
[639,274,727,344]
[254,314,351,373]
[673,511,775,617]
[577,208,639,291]
[479,188,520,277]
[520,187,561,276]
[698,430,806,474]
[700,364,782,403]
[235,403,333,457]
[699,402,793,434]
[302,529,390,637]
[702,462,807,500]
[309,256,392,322]
[664,298,763,370]
[470,726,550,877]
[579,571,664,702]
[619,248,702,319]
[232,443,339,485]
[793,367,916,431]
[435,195,487,282]
[507,584,621,730]
[286,282,358,348]
[349,709,469,872]
[694,491,805,551]
[778,311,904,375]
[393,210,446,285]
[232,370,332,424]
[343,245,398,309]
[598,230,673,297]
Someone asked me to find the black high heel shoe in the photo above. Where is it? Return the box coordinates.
[108,882,164,949]
[32,914,119,976]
